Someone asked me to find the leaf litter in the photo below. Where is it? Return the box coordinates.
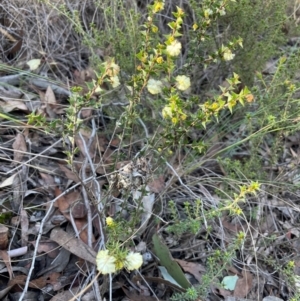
[0,1,299,301]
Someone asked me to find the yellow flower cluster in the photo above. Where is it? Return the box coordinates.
[106,216,114,226]
[153,0,164,13]
[156,56,164,64]
[105,60,120,77]
[223,48,235,61]
[96,250,143,274]
[96,217,144,274]
[192,23,198,31]
[104,59,121,88]
[175,75,191,91]
[110,76,120,88]
[146,75,190,95]
[96,250,116,274]
[166,40,182,57]
[147,78,164,94]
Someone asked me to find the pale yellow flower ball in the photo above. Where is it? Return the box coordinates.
[175,75,191,91]
[166,40,182,57]
[106,217,114,226]
[110,75,120,88]
[156,56,164,64]
[153,1,164,13]
[219,7,226,16]
[96,250,116,274]
[192,23,198,31]
[204,8,213,18]
[124,252,143,271]
[147,78,163,94]
[162,106,172,119]
[223,49,235,61]
[106,61,120,77]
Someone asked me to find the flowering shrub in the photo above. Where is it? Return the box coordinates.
[27,3,254,280]
[15,0,299,299]
[95,217,144,274]
[90,1,254,280]
[120,1,251,154]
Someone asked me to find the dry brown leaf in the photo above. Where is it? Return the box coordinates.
[73,69,85,84]
[45,85,57,104]
[137,281,151,297]
[215,286,232,298]
[8,274,47,289]
[0,99,28,113]
[75,218,95,244]
[0,224,9,250]
[0,250,12,279]
[48,248,70,273]
[122,286,163,301]
[20,209,29,247]
[175,259,206,283]
[50,209,68,225]
[34,270,70,292]
[58,191,87,218]
[0,173,17,188]
[50,228,96,265]
[133,275,186,293]
[222,217,243,233]
[110,137,120,147]
[0,285,13,299]
[54,188,93,243]
[116,160,131,170]
[39,172,56,190]
[75,128,104,159]
[81,108,93,118]
[76,67,96,82]
[45,272,61,286]
[148,175,165,193]
[133,185,155,235]
[95,161,106,174]
[31,240,60,258]
[82,290,96,301]
[75,134,93,157]
[101,146,114,163]
[228,266,242,275]
[12,172,24,211]
[91,205,103,238]
[233,269,253,298]
[55,187,80,214]
[37,89,46,103]
[44,86,59,118]
[59,164,80,183]
[73,68,98,95]
[70,201,87,219]
[49,287,80,301]
[12,133,27,163]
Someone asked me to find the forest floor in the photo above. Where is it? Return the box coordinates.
[1,1,300,301]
